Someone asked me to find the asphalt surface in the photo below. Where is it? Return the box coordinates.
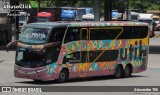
[0,32,160,95]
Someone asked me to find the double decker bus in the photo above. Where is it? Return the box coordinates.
[7,21,149,82]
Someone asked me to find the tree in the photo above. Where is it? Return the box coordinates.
[129,0,160,11]
[19,0,160,16]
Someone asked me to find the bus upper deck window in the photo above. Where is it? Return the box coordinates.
[64,27,80,43]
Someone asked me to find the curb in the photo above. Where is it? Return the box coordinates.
[0,46,6,50]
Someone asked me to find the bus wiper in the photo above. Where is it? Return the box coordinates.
[6,40,19,52]
[38,41,60,55]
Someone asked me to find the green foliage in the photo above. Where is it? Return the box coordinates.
[129,0,160,10]
[76,0,93,7]
[19,0,160,9]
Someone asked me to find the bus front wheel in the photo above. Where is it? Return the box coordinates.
[58,69,68,82]
[114,65,123,78]
[123,65,132,78]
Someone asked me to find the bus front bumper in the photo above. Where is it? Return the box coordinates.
[14,65,59,81]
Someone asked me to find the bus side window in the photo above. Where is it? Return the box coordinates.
[118,27,130,39]
[64,27,80,43]
[81,29,88,40]
[90,29,107,40]
[64,31,73,43]
[49,31,55,42]
[49,28,66,42]
[122,26,148,39]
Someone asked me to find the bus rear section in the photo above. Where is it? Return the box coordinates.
[8,22,149,82]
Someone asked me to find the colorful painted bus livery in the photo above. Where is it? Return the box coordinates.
[7,21,149,82]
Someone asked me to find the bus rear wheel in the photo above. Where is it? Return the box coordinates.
[123,65,132,78]
[114,65,123,78]
[58,69,68,82]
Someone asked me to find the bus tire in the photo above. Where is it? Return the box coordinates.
[123,65,132,78]
[58,69,68,82]
[114,65,123,78]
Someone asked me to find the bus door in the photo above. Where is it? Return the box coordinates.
[63,27,90,77]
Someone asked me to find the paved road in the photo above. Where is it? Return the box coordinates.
[0,49,159,86]
[0,37,160,95]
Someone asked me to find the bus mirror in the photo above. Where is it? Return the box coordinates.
[38,41,60,55]
[6,40,19,52]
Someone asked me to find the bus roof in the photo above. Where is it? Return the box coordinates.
[26,21,148,29]
[69,21,148,27]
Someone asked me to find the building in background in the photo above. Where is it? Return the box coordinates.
[0,1,12,45]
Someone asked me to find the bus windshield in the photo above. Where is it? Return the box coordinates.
[16,47,47,68]
[19,27,50,44]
